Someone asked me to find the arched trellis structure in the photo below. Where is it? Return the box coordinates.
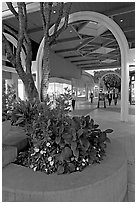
[36,11,129,122]
[99,72,121,88]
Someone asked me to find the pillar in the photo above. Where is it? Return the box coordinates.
[120,50,129,122]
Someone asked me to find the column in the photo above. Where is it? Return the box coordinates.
[121,50,129,122]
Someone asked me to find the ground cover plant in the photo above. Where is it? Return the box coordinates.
[12,90,113,175]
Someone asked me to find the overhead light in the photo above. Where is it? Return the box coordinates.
[70,30,73,33]
[120,19,123,22]
[53,10,56,14]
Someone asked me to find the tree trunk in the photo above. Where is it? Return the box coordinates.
[23,73,39,102]
[41,42,50,101]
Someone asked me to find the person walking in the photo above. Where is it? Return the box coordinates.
[71,92,76,111]
[90,91,94,103]
[113,91,118,105]
[107,90,112,106]
[97,91,106,108]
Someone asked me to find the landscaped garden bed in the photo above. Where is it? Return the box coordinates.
[10,91,113,175]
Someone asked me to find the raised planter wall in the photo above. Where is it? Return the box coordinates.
[2,139,127,202]
[2,120,11,141]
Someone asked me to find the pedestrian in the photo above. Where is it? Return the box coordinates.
[113,91,118,105]
[107,90,112,106]
[97,91,106,108]
[90,91,94,103]
[71,92,76,111]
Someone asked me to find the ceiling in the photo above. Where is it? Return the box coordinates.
[2,2,135,71]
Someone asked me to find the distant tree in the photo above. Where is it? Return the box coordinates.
[103,73,121,91]
[93,69,121,91]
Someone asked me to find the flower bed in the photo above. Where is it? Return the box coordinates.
[2,139,127,202]
[11,91,113,175]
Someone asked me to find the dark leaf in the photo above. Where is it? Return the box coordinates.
[105,137,111,143]
[60,146,72,161]
[104,129,113,134]
[15,113,24,117]
[57,165,64,174]
[71,141,77,152]
[15,117,24,125]
[77,129,83,138]
[59,124,64,136]
[99,132,106,142]
[73,149,79,158]
[68,162,75,172]
[93,124,99,129]
[55,136,61,144]
[80,138,90,151]
[62,133,72,140]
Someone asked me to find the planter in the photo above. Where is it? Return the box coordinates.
[2,120,11,141]
[2,139,127,202]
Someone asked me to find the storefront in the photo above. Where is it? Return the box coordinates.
[129,71,135,105]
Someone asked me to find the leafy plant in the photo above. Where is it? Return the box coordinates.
[14,107,113,174]
[12,88,113,175]
[2,82,16,121]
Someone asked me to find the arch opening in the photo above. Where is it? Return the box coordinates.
[36,11,129,121]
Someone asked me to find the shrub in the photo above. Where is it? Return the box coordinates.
[13,90,113,175]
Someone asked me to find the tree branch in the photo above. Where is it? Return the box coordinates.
[50,2,72,45]
[44,2,53,37]
[41,3,53,39]
[53,3,64,36]
[21,2,32,74]
[6,2,19,20]
[40,3,47,35]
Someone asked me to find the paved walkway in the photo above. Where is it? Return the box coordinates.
[71,99,135,116]
[70,99,135,202]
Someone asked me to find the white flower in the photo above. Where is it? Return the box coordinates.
[82,163,85,166]
[86,158,89,162]
[40,150,43,154]
[33,167,37,171]
[71,157,74,161]
[48,156,52,161]
[45,168,48,172]
[34,147,39,152]
[50,161,54,166]
[82,158,85,162]
[76,167,79,171]
[93,146,96,149]
[30,164,34,169]
[31,152,35,156]
[46,142,51,147]
[98,154,101,158]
